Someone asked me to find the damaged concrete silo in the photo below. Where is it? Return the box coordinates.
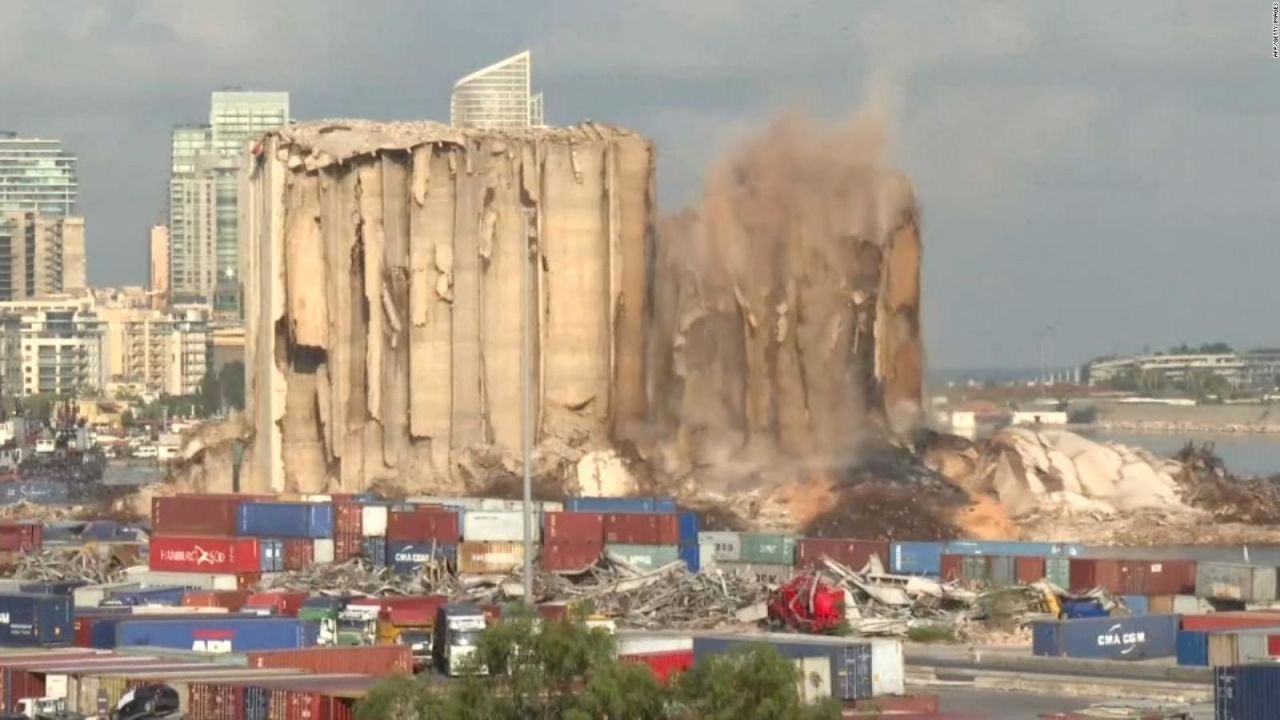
[648,111,924,477]
[241,121,654,494]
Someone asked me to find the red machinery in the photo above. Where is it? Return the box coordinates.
[767,574,845,633]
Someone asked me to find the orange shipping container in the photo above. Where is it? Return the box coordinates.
[1016,557,1046,584]
[246,645,412,677]
[183,590,253,611]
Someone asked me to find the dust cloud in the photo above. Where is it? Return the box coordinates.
[648,99,926,495]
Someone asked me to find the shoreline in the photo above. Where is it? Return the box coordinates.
[1090,420,1280,436]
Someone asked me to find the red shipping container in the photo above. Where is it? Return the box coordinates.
[247,645,411,677]
[1136,560,1197,595]
[1069,558,1125,593]
[939,555,964,582]
[1181,612,1280,632]
[795,539,890,571]
[379,595,450,627]
[3,670,45,713]
[188,682,246,720]
[536,603,570,623]
[149,536,262,574]
[0,523,42,552]
[542,541,603,573]
[152,495,260,537]
[183,590,252,611]
[1016,557,1046,584]
[334,502,363,562]
[243,592,309,617]
[544,512,605,543]
[73,616,96,648]
[620,650,694,685]
[387,507,460,543]
[603,513,679,545]
[283,539,314,571]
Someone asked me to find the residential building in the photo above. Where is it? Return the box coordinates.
[0,213,87,300]
[451,51,544,129]
[167,92,289,317]
[0,297,106,398]
[1087,350,1280,391]
[98,303,210,397]
[0,132,78,217]
[149,224,170,307]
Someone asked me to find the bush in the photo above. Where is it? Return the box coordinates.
[906,623,960,643]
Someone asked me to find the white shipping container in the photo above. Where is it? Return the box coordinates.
[407,495,485,509]
[132,605,229,615]
[458,541,526,574]
[74,582,140,608]
[868,638,905,696]
[303,495,332,503]
[795,656,833,704]
[1173,595,1213,614]
[123,568,244,591]
[617,635,694,656]
[362,505,388,537]
[463,511,532,542]
[313,539,335,563]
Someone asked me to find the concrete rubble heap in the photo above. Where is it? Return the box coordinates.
[241,120,655,494]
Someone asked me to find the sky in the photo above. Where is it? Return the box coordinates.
[2,0,1276,370]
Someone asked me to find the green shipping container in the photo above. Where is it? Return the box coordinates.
[1046,557,1070,588]
[739,534,797,566]
[605,544,681,572]
[961,556,989,581]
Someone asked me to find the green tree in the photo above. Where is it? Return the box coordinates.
[353,675,434,720]
[674,646,841,720]
[198,372,222,417]
[219,361,246,411]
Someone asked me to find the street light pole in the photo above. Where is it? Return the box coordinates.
[521,207,535,605]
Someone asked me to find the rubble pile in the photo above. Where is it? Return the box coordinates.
[1173,442,1280,523]
[14,548,128,585]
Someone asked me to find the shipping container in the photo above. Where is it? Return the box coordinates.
[0,594,72,646]
[106,586,187,607]
[386,507,461,543]
[1150,595,1175,614]
[738,534,796,566]
[387,542,457,574]
[18,580,84,596]
[149,536,263,575]
[331,502,362,564]
[692,634,873,701]
[462,511,533,543]
[715,563,795,582]
[314,538,335,564]
[457,541,525,574]
[1197,562,1279,602]
[868,638,905,696]
[0,480,69,505]
[605,544,681,572]
[1215,663,1280,720]
[617,635,695,655]
[620,650,694,685]
[243,593,308,618]
[541,541,602,573]
[0,523,42,552]
[680,542,699,573]
[361,537,387,567]
[989,556,1016,586]
[944,540,1059,557]
[1122,595,1150,615]
[1185,612,1280,633]
[184,591,252,612]
[796,539,889,573]
[73,583,140,609]
[543,512,604,544]
[283,539,314,571]
[565,497,678,514]
[259,539,284,573]
[188,680,246,719]
[939,554,963,582]
[361,505,387,538]
[116,618,319,653]
[891,542,943,575]
[238,502,335,539]
[698,532,743,566]
[1177,630,1208,666]
[126,570,258,592]
[1136,560,1197,595]
[153,495,249,537]
[1046,556,1070,589]
[1208,629,1278,667]
[678,511,699,546]
[1175,595,1213,614]
[246,645,411,677]
[1015,557,1046,584]
[1032,614,1178,660]
[604,514,680,545]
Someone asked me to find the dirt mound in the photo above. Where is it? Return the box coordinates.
[803,482,961,541]
[1175,442,1280,523]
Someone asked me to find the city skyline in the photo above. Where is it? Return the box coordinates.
[2,2,1275,370]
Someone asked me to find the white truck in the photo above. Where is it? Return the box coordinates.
[432,604,487,676]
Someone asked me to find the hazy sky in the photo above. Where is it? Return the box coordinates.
[3,1,1276,369]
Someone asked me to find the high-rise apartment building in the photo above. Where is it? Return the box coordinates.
[167,92,289,317]
[149,225,170,306]
[0,132,78,217]
[0,297,106,398]
[451,51,545,129]
[0,213,86,301]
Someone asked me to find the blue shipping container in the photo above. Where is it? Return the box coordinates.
[105,586,186,607]
[1122,595,1150,616]
[564,497,678,514]
[692,636,873,700]
[259,539,284,573]
[18,581,85,596]
[237,502,335,538]
[1216,664,1280,720]
[0,594,72,647]
[944,540,1073,558]
[1062,600,1107,619]
[0,481,69,506]
[680,543,700,573]
[115,617,319,653]
[362,537,387,567]
[1177,631,1208,667]
[678,511,700,546]
[388,542,457,574]
[891,542,943,575]
[1032,615,1179,661]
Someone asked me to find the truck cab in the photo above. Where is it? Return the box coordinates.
[336,599,382,646]
[432,604,487,676]
[298,596,350,646]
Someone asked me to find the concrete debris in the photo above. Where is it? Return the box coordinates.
[14,548,131,584]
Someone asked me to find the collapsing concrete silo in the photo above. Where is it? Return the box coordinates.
[241,121,654,494]
[648,111,924,477]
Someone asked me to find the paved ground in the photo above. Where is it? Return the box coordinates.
[933,688,1213,719]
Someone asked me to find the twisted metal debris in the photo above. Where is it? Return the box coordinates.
[14,548,127,584]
